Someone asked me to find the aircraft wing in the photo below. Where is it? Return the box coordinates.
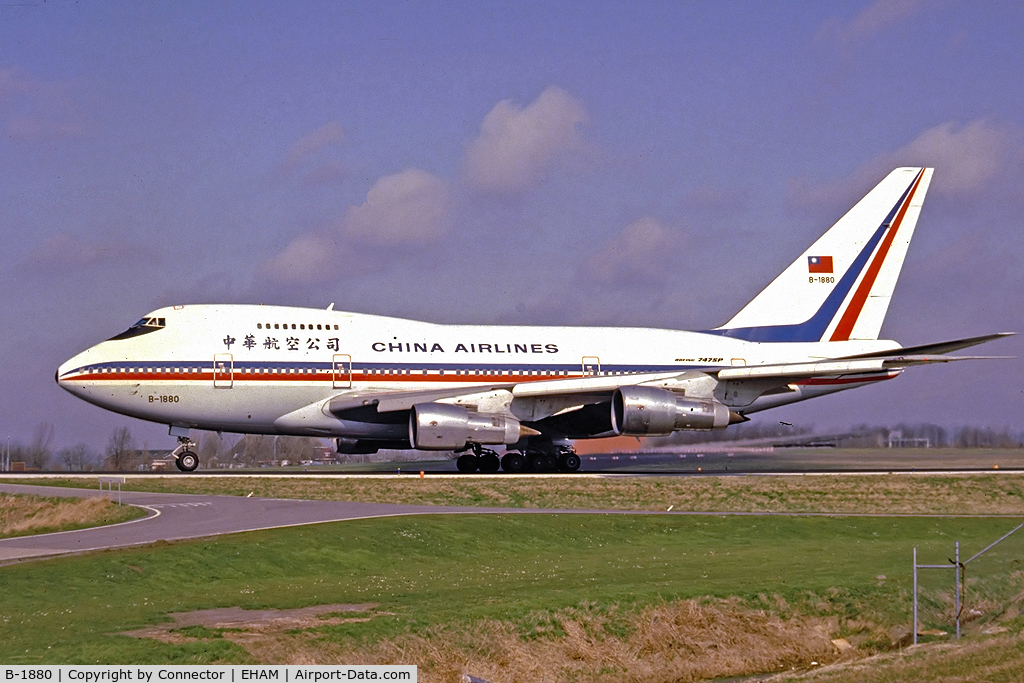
[327,333,1014,412]
[279,332,1012,438]
[328,370,689,414]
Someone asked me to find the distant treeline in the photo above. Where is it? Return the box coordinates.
[0,424,327,472]
[2,420,1022,472]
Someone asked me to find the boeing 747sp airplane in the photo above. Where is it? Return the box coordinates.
[58,167,1010,473]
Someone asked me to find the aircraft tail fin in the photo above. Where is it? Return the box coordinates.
[715,167,932,342]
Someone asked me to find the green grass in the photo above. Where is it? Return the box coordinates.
[0,493,146,538]
[9,472,1024,515]
[2,513,1024,664]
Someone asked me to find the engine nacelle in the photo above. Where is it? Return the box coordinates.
[612,386,732,435]
[410,403,523,450]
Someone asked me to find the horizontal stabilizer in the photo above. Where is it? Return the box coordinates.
[840,332,1014,359]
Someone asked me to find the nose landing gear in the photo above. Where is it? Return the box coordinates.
[171,436,199,472]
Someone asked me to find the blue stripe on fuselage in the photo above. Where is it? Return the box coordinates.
[61,359,701,377]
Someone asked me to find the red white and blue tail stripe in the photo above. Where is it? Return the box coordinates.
[713,167,932,343]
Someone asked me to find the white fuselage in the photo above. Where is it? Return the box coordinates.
[57,304,900,440]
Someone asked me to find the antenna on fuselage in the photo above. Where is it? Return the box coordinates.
[327,303,335,311]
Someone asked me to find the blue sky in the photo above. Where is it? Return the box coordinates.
[2,0,1022,449]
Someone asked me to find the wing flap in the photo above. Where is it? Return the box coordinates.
[717,359,887,380]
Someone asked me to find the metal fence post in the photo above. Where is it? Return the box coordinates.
[954,540,961,639]
[913,546,918,645]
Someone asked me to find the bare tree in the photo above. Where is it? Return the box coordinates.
[59,443,97,472]
[278,436,322,464]
[25,423,55,470]
[105,426,135,471]
[197,431,236,468]
[3,441,26,471]
[240,434,273,467]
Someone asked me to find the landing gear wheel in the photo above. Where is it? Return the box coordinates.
[501,453,526,473]
[528,452,548,472]
[559,453,581,472]
[176,450,199,472]
[456,453,480,473]
[466,444,500,474]
[478,452,501,473]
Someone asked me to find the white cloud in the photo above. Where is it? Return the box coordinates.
[820,0,938,45]
[261,168,452,286]
[882,119,1011,194]
[789,119,1019,212]
[589,217,678,284]
[261,234,335,285]
[280,121,345,174]
[463,85,588,193]
[342,168,452,244]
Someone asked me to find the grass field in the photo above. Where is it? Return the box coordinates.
[0,492,145,538]
[4,469,1024,680]
[9,471,1024,516]
[2,511,1024,681]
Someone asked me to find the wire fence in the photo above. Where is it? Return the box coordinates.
[913,519,1024,643]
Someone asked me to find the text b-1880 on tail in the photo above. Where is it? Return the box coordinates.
[56,167,1012,473]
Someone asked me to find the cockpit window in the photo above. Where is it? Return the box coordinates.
[108,316,167,341]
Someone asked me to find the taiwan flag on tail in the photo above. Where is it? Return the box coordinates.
[808,256,833,273]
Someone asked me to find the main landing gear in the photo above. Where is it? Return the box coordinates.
[456,444,580,474]
[171,436,199,472]
[456,444,501,473]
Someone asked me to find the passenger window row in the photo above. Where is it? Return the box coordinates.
[256,323,340,331]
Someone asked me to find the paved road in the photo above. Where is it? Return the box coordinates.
[4,482,1019,564]
[0,483,549,564]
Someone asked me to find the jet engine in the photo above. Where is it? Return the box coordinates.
[410,403,526,450]
[612,386,732,435]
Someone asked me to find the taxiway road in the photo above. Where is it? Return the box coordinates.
[0,482,556,564]
[5,480,1019,565]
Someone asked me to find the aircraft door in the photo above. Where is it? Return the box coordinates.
[582,356,601,377]
[214,353,233,388]
[333,354,352,389]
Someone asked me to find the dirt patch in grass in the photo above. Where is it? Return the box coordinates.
[127,597,1024,682]
[143,599,843,681]
[120,604,378,644]
[0,493,144,538]
[766,629,1024,683]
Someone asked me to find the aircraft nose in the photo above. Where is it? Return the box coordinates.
[56,349,92,395]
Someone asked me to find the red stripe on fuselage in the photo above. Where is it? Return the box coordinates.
[61,370,584,384]
[829,170,925,342]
